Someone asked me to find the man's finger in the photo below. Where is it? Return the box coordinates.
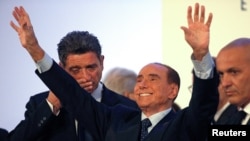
[206,13,213,28]
[10,21,19,32]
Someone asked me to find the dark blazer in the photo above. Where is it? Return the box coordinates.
[214,105,250,125]
[213,104,238,125]
[0,128,8,141]
[36,61,219,141]
[9,79,138,141]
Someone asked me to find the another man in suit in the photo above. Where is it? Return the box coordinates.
[215,38,250,125]
[9,20,138,141]
[10,2,218,141]
[181,2,250,126]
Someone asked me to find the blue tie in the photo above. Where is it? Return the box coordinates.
[140,118,152,141]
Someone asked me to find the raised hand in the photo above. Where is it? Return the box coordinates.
[10,6,44,61]
[181,3,213,61]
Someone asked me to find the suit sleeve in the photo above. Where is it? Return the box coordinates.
[163,67,219,141]
[9,96,56,141]
[35,61,109,140]
[190,67,219,122]
[184,67,219,140]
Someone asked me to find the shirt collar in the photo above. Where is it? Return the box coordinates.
[91,82,103,102]
[141,108,171,132]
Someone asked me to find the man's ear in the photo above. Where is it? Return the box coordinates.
[100,55,105,70]
[169,84,179,100]
[100,55,104,65]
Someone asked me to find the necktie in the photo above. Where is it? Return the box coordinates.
[140,118,152,141]
[229,110,246,125]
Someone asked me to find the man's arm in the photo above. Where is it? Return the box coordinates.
[10,6,62,114]
[181,3,214,79]
[9,94,58,141]
[181,2,218,115]
[10,6,44,62]
[181,2,212,61]
[10,6,108,140]
[178,3,219,140]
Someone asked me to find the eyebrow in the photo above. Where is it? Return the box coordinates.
[69,66,81,70]
[148,73,160,78]
[137,73,160,79]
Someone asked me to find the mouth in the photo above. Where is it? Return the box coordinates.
[225,91,235,96]
[139,93,152,97]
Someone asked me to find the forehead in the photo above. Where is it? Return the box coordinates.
[216,47,250,69]
[65,52,100,65]
[217,47,249,61]
[139,64,167,76]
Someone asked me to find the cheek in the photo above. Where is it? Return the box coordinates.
[66,71,77,78]
[240,83,250,97]
[235,76,249,91]
[88,70,102,82]
[133,85,139,93]
[156,88,171,100]
[69,73,81,79]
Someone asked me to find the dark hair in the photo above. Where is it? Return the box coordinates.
[57,31,102,66]
[153,62,181,89]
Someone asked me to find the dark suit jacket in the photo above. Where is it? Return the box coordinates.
[9,79,138,141]
[36,61,219,141]
[214,105,250,125]
[213,104,238,125]
[0,128,8,141]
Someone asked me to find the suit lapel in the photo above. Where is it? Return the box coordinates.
[101,86,119,106]
[145,110,177,141]
[117,122,141,141]
[216,104,238,124]
[105,114,141,141]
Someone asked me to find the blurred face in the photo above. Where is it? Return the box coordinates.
[134,63,178,116]
[218,83,227,104]
[217,82,229,110]
[61,52,104,93]
[216,47,250,108]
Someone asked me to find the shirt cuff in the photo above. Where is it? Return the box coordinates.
[191,52,215,79]
[35,52,53,73]
[46,99,60,116]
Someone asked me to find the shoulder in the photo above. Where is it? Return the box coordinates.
[30,91,49,100]
[26,91,50,106]
[102,86,139,109]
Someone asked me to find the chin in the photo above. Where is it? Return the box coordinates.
[138,103,149,109]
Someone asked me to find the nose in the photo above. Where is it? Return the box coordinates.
[79,69,91,81]
[220,74,232,88]
[138,79,148,89]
